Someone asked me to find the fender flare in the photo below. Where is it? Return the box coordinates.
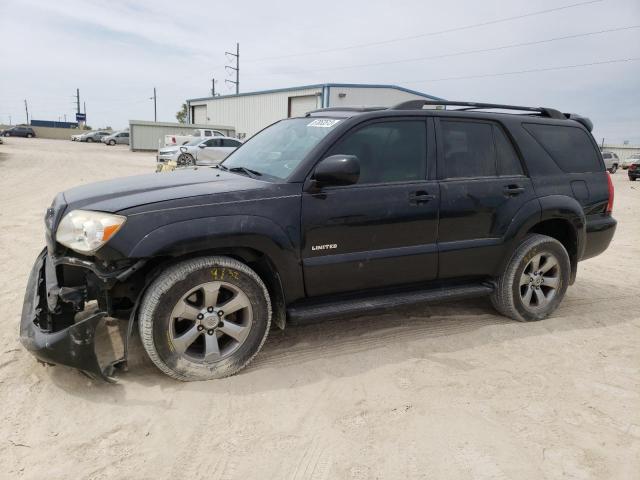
[497,195,585,276]
[127,215,304,302]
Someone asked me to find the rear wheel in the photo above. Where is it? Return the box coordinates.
[26,133,33,138]
[491,234,570,322]
[139,256,271,381]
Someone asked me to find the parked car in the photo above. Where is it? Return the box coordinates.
[3,126,35,138]
[70,133,83,141]
[103,130,129,146]
[80,130,111,143]
[163,128,226,147]
[19,100,617,382]
[628,156,640,181]
[156,136,242,169]
[622,153,640,169]
[601,151,620,173]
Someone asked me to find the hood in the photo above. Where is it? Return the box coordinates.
[62,167,268,212]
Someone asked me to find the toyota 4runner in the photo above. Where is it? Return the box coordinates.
[20,100,617,381]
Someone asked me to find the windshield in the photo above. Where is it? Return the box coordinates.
[184,138,204,146]
[221,118,341,180]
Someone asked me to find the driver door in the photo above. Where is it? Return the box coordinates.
[301,118,439,297]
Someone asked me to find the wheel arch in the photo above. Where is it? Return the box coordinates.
[499,195,585,285]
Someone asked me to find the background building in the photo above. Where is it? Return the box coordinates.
[186,83,443,139]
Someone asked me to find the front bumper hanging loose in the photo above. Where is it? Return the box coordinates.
[19,249,136,381]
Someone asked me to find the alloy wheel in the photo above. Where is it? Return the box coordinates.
[519,252,560,310]
[169,281,253,363]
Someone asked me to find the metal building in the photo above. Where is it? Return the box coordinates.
[186,83,443,139]
[128,119,235,151]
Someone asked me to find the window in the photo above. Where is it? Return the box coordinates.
[523,123,601,173]
[441,120,523,178]
[602,153,611,159]
[204,130,212,137]
[441,121,496,178]
[203,139,219,147]
[326,120,426,184]
[493,126,523,176]
[222,139,241,147]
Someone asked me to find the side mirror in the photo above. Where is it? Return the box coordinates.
[313,155,360,187]
[198,144,206,148]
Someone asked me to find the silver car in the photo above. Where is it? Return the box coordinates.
[157,136,242,167]
[80,130,111,143]
[103,130,130,146]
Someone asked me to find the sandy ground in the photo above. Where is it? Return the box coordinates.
[0,137,638,479]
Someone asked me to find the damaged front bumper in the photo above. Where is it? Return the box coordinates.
[19,249,140,381]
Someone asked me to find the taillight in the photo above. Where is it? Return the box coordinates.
[630,164,637,171]
[606,172,614,214]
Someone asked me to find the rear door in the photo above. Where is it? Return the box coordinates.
[301,118,439,297]
[435,118,535,279]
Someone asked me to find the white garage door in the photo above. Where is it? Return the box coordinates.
[192,105,207,124]
[288,95,319,117]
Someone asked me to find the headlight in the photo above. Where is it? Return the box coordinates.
[56,210,126,254]
[180,146,187,153]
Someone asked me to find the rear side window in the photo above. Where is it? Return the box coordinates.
[222,139,241,147]
[523,123,601,173]
[493,125,523,176]
[440,120,523,178]
[441,121,495,178]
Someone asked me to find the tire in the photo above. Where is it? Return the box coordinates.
[177,153,195,166]
[86,137,93,143]
[491,234,570,322]
[610,164,617,174]
[4,132,10,137]
[139,256,272,381]
[108,139,115,146]
[630,177,637,182]
[26,133,33,138]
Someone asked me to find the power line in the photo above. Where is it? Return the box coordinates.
[400,57,640,85]
[247,0,603,62]
[298,25,640,74]
[241,25,640,79]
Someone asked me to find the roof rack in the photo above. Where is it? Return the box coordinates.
[391,100,566,120]
[306,106,387,117]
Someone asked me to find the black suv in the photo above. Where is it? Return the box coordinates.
[20,100,616,381]
[3,126,36,138]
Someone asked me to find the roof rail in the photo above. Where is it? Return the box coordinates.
[391,100,566,120]
[306,106,387,116]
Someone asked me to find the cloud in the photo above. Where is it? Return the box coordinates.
[1,0,638,141]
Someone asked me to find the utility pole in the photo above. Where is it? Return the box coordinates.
[84,101,86,115]
[76,88,81,114]
[24,99,29,124]
[149,87,157,122]
[225,42,239,95]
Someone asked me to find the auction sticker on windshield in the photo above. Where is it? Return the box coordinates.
[307,119,341,128]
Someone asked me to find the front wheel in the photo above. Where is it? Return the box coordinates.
[177,153,195,166]
[86,137,93,143]
[108,139,115,146]
[139,256,272,381]
[491,234,570,322]
[609,164,617,174]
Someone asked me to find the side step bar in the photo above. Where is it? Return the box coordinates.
[287,283,494,325]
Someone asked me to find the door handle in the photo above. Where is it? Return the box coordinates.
[409,191,436,205]
[503,184,525,196]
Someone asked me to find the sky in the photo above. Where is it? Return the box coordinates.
[1,0,639,143]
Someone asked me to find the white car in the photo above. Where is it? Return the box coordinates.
[157,136,242,167]
[622,153,640,169]
[163,128,226,148]
[601,151,620,173]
